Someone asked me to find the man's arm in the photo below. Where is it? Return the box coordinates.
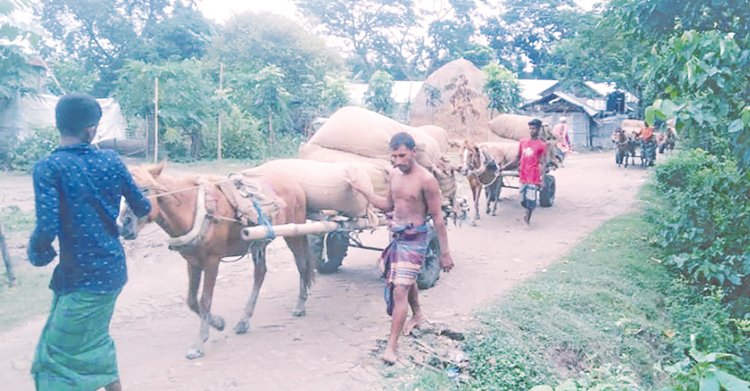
[347,172,394,212]
[27,162,60,266]
[117,156,152,218]
[423,175,454,272]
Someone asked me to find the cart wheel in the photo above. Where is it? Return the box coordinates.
[540,174,555,207]
[417,234,441,290]
[309,232,349,274]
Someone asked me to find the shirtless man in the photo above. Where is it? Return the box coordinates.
[348,132,454,364]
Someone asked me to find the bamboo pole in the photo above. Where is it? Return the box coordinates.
[154,77,159,163]
[242,221,339,241]
[218,63,223,162]
[0,220,17,287]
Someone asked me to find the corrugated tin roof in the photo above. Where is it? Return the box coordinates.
[521,91,601,118]
[517,79,559,101]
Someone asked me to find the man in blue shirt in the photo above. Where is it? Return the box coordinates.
[27,93,152,391]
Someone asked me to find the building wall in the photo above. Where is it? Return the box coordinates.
[537,112,590,148]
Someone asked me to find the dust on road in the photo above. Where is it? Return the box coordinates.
[0,151,650,390]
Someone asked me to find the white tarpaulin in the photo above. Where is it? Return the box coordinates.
[5,93,127,143]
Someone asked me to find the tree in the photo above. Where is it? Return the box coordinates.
[0,0,37,100]
[480,0,585,77]
[115,59,216,159]
[295,0,418,80]
[482,63,523,117]
[320,73,351,117]
[364,70,395,116]
[36,0,213,97]
[46,60,100,95]
[245,66,292,156]
[208,11,344,134]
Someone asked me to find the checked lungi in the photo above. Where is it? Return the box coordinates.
[32,289,122,391]
[378,222,429,316]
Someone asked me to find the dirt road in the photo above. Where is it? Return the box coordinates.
[0,152,649,390]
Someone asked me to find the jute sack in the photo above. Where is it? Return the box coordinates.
[478,142,520,170]
[309,106,442,169]
[488,114,536,140]
[298,143,391,198]
[417,125,452,152]
[244,159,374,218]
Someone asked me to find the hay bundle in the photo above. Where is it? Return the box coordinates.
[245,159,374,218]
[409,59,492,143]
[488,114,535,140]
[308,106,442,169]
[298,143,392,198]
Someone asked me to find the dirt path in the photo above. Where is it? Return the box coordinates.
[0,152,650,390]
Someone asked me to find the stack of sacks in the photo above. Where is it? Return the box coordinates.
[487,113,536,140]
[300,106,458,203]
[243,159,374,219]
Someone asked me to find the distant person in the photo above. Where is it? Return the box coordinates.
[552,116,572,156]
[347,132,454,365]
[27,93,152,391]
[511,119,548,225]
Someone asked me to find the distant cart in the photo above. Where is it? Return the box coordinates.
[241,210,444,290]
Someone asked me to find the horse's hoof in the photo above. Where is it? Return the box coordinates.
[234,320,250,334]
[470,221,477,227]
[185,347,204,360]
[210,315,225,331]
[292,308,306,317]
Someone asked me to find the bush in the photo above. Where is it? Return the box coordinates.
[7,126,60,171]
[648,150,750,292]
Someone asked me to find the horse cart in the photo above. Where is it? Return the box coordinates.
[240,208,446,290]
[496,169,556,208]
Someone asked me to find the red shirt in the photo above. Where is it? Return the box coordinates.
[518,138,547,185]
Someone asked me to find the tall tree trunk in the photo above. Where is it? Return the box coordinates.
[190,128,202,159]
[0,220,17,287]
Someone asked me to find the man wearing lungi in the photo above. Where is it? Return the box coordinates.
[27,93,152,391]
[517,119,548,226]
[348,132,454,364]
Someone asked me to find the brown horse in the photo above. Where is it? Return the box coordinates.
[117,161,314,360]
[460,141,505,225]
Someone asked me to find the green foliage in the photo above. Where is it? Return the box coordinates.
[642,30,750,167]
[46,60,100,95]
[0,0,38,100]
[648,150,750,291]
[320,73,351,117]
[660,335,750,391]
[480,0,586,77]
[208,11,344,132]
[0,205,34,233]
[482,63,523,116]
[364,70,395,116]
[36,0,214,97]
[7,126,59,171]
[201,104,266,160]
[115,59,216,159]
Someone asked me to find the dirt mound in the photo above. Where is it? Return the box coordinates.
[410,59,491,144]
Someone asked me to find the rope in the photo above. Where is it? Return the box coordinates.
[252,199,275,240]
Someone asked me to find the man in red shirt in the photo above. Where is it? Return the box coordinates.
[517,119,547,225]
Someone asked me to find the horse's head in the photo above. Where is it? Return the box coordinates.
[117,160,166,240]
[460,141,483,175]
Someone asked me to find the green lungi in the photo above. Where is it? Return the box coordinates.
[32,289,122,391]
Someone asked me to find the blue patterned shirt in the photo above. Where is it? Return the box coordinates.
[27,143,152,294]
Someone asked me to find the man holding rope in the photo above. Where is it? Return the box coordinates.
[27,93,152,390]
[348,132,454,365]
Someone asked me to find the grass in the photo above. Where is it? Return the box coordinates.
[0,205,53,331]
[389,198,750,390]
